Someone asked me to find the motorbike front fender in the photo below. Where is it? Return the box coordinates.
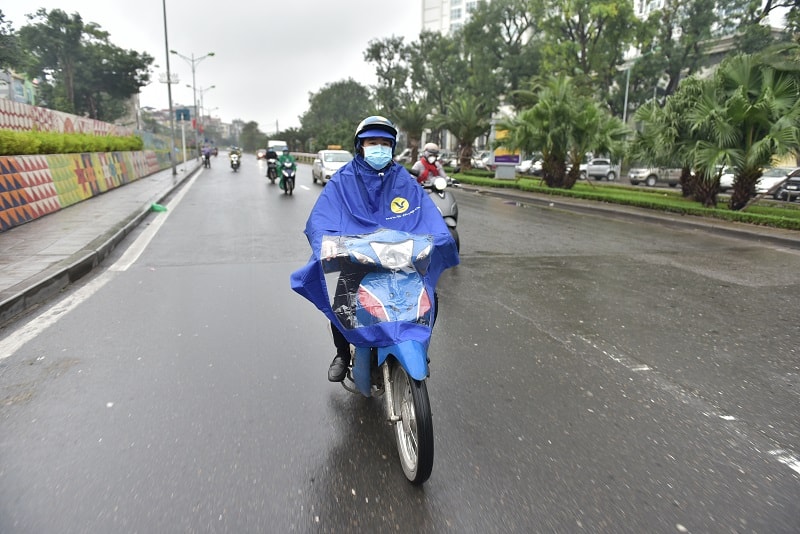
[377,340,429,381]
[443,216,457,229]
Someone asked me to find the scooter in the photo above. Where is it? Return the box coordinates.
[230,153,240,172]
[281,160,296,195]
[424,176,460,252]
[266,157,278,184]
[320,229,438,484]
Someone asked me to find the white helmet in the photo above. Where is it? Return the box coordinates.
[423,142,440,157]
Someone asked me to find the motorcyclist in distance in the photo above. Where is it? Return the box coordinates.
[410,142,448,185]
[277,148,297,191]
[265,148,279,160]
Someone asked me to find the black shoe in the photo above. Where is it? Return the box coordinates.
[328,354,350,382]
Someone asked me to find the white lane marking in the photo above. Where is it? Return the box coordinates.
[0,271,114,359]
[769,449,800,475]
[111,171,200,271]
[0,172,199,359]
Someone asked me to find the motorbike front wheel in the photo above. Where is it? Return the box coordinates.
[390,363,433,485]
[286,177,294,195]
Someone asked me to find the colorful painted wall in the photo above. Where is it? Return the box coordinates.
[0,150,171,232]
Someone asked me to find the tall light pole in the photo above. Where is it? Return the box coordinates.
[190,84,215,135]
[170,49,214,156]
[161,0,177,176]
[622,46,660,125]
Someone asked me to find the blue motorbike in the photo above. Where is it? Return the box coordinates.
[322,229,436,484]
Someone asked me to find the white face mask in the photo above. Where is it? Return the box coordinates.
[427,155,437,164]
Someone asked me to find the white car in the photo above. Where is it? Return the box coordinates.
[718,167,734,192]
[719,166,793,194]
[311,150,353,185]
[756,167,793,194]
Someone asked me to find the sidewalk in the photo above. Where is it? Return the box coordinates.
[0,163,200,326]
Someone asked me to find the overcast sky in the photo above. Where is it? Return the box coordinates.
[4,1,422,133]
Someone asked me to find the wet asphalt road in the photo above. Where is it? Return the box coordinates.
[0,159,798,533]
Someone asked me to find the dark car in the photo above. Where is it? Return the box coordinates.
[773,169,800,201]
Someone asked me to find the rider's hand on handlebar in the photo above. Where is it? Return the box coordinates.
[320,239,337,260]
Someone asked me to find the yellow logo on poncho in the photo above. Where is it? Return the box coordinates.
[390,197,409,214]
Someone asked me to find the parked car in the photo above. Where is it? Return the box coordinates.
[256,148,267,159]
[311,149,353,184]
[628,166,681,187]
[516,159,543,176]
[394,148,412,164]
[719,167,734,192]
[580,158,619,181]
[756,167,793,194]
[773,169,800,201]
[516,159,533,174]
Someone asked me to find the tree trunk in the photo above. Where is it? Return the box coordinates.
[729,169,760,211]
[542,155,567,188]
[694,176,718,208]
[679,167,695,198]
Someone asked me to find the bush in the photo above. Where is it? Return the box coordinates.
[0,129,144,156]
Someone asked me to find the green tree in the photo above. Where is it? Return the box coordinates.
[363,36,412,116]
[687,53,800,210]
[621,0,716,116]
[630,77,707,199]
[429,94,492,170]
[393,99,431,162]
[406,31,470,119]
[0,10,24,71]
[539,0,638,105]
[502,75,626,188]
[18,8,153,121]
[460,0,543,112]
[239,121,263,152]
[299,78,371,151]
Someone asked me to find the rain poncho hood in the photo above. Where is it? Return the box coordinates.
[290,155,459,347]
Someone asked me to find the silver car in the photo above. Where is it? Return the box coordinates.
[311,150,353,184]
[628,167,681,187]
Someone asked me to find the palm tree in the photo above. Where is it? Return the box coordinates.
[687,54,800,210]
[630,77,706,201]
[428,94,492,171]
[393,100,431,163]
[500,75,626,189]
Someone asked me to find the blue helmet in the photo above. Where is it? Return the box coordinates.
[353,115,397,153]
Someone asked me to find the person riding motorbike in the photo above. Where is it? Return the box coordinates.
[265,148,278,160]
[410,142,448,185]
[292,116,459,382]
[277,148,297,190]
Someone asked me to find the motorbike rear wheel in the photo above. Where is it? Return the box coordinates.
[390,363,433,485]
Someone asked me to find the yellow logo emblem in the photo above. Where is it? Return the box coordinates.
[391,197,409,214]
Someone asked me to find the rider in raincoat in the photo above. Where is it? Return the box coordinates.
[290,116,459,381]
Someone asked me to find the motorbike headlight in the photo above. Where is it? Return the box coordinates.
[370,240,414,270]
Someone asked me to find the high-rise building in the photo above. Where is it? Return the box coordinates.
[422,0,481,34]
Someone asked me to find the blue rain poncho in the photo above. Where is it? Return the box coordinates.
[290,155,459,348]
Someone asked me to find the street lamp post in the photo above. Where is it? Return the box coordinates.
[622,46,660,125]
[161,0,177,176]
[190,84,215,137]
[170,49,215,157]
